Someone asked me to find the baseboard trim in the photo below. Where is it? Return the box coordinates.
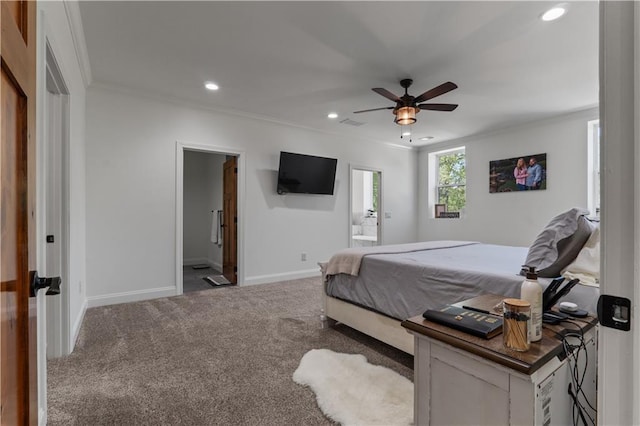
[243,268,321,286]
[183,258,209,266]
[87,286,176,308]
[70,298,88,353]
[38,407,46,426]
[183,259,222,271]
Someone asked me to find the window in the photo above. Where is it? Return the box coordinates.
[587,120,600,217]
[430,147,466,216]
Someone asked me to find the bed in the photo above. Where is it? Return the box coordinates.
[321,208,601,355]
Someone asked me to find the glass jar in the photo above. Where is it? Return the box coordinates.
[503,298,531,352]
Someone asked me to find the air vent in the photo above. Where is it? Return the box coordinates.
[339,118,365,127]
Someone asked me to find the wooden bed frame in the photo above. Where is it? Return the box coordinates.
[322,280,414,355]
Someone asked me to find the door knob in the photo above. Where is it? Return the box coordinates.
[30,273,62,297]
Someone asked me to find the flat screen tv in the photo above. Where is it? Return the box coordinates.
[277,151,337,195]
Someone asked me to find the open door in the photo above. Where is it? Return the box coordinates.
[222,156,237,283]
[1,1,38,423]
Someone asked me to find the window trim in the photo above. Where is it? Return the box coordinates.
[429,146,466,218]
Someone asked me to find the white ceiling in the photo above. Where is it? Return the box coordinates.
[78,1,599,147]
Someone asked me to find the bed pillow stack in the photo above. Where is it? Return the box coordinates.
[522,207,594,278]
[561,222,600,286]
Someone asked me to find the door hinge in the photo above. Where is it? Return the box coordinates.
[234,167,237,173]
[234,266,238,272]
[234,216,237,224]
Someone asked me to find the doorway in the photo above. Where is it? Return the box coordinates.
[176,142,244,294]
[350,166,383,247]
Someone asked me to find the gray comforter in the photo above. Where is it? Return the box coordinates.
[326,242,599,320]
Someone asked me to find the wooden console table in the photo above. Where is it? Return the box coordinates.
[401,293,597,425]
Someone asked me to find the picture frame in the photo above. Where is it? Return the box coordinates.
[489,153,547,193]
[435,204,446,218]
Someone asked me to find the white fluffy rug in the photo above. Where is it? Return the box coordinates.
[293,349,413,426]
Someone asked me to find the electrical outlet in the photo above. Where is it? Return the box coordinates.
[301,252,307,261]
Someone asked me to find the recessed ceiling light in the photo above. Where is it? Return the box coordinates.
[541,6,566,21]
[402,131,411,137]
[327,112,338,119]
[205,82,219,91]
[420,136,434,141]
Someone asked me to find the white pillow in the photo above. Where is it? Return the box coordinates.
[523,207,592,277]
[561,224,600,287]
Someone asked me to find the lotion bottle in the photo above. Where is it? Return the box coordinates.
[520,265,543,342]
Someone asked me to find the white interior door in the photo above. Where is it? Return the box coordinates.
[349,166,383,247]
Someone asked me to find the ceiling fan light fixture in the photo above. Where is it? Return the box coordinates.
[394,106,417,126]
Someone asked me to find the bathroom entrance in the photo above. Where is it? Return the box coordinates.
[350,166,382,247]
[176,142,244,294]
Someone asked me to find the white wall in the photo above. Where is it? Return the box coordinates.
[183,151,224,269]
[418,107,598,247]
[38,1,87,345]
[351,169,365,225]
[85,86,418,302]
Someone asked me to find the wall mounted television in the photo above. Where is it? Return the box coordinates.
[277,151,338,195]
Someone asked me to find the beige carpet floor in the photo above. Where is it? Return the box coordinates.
[47,277,413,425]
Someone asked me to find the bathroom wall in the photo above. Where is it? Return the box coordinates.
[183,151,225,269]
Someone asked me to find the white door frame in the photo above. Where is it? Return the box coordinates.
[36,13,73,426]
[43,47,71,358]
[598,2,639,424]
[175,141,245,294]
[348,164,384,247]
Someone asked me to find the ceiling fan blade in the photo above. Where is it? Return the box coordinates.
[372,88,401,102]
[353,106,395,114]
[418,103,459,112]
[413,81,458,103]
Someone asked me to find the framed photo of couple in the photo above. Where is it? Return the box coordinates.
[489,153,547,193]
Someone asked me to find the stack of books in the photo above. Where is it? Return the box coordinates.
[423,305,503,339]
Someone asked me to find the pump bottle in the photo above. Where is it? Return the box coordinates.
[520,265,543,342]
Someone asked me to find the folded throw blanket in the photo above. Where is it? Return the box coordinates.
[324,240,477,278]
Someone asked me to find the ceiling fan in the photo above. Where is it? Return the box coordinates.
[354,79,458,126]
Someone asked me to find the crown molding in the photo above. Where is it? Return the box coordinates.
[63,0,92,87]
[89,81,416,152]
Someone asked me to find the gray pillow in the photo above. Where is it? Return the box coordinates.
[523,208,593,278]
